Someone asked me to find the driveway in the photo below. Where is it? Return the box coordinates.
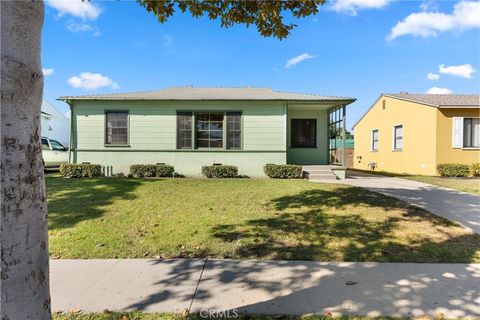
[343,171,480,234]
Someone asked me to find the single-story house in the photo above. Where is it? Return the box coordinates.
[59,86,355,177]
[353,93,480,176]
[41,100,70,146]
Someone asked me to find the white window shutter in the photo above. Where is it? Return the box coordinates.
[452,117,463,148]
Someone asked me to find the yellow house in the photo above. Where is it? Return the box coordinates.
[353,93,480,176]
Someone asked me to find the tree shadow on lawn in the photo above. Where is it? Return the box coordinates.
[212,186,480,262]
[46,176,151,230]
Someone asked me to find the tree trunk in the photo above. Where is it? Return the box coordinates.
[1,1,51,319]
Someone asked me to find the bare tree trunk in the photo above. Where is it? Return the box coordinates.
[1,1,51,319]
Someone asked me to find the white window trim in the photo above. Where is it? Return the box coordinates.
[392,124,403,151]
[458,117,480,149]
[370,129,379,152]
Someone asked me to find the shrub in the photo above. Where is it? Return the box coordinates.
[437,163,470,177]
[202,165,238,178]
[129,164,175,178]
[59,164,102,178]
[470,163,480,177]
[264,164,303,179]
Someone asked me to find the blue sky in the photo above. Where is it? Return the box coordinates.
[42,0,480,129]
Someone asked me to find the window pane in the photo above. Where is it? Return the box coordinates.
[41,139,50,150]
[464,118,480,148]
[177,112,192,149]
[291,119,316,148]
[394,125,403,150]
[226,112,241,149]
[195,113,224,148]
[106,112,128,144]
[372,130,378,150]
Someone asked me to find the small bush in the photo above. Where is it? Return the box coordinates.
[60,163,102,178]
[470,163,480,177]
[129,164,175,178]
[202,165,238,178]
[111,173,125,178]
[437,163,470,177]
[264,164,303,179]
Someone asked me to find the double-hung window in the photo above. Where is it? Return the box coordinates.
[105,111,128,145]
[393,125,403,150]
[371,129,379,151]
[176,111,242,149]
[463,118,480,148]
[453,117,480,148]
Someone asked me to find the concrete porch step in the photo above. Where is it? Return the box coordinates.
[307,174,337,181]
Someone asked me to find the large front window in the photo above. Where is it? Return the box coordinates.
[105,111,128,145]
[464,118,480,148]
[291,119,316,148]
[196,113,224,148]
[176,112,242,149]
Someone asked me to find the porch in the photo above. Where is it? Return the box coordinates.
[286,103,350,178]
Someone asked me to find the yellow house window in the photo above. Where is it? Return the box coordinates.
[371,129,379,151]
[393,125,403,151]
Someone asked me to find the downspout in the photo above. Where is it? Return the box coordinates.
[67,100,74,164]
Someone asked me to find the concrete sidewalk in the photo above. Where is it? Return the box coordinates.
[51,259,480,318]
[312,171,480,234]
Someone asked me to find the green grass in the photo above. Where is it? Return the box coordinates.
[349,168,480,195]
[46,176,480,262]
[52,311,406,320]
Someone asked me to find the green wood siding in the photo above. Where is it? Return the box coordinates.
[71,100,288,176]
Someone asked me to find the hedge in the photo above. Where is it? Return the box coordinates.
[129,164,175,178]
[264,164,303,179]
[470,163,480,177]
[437,163,470,177]
[202,165,238,178]
[59,164,102,178]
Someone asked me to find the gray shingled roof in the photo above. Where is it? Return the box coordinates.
[384,93,479,107]
[352,92,480,129]
[58,86,355,102]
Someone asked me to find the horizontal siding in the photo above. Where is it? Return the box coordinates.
[73,100,286,151]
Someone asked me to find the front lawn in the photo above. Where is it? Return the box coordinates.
[46,177,480,262]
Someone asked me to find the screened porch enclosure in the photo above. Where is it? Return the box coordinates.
[328,105,347,166]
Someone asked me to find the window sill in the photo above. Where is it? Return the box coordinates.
[289,146,318,149]
[462,147,480,150]
[392,149,403,152]
[370,150,378,152]
[104,144,131,147]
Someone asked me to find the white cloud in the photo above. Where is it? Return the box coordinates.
[387,1,480,40]
[67,72,119,90]
[426,87,452,94]
[66,21,100,36]
[329,0,391,16]
[285,53,315,69]
[427,72,440,80]
[439,63,476,79]
[420,0,439,12]
[46,0,101,20]
[42,68,54,77]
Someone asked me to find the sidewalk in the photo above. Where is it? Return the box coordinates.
[51,258,480,318]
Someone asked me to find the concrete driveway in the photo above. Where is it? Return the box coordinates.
[342,171,480,234]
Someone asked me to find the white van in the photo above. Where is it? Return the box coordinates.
[42,136,69,168]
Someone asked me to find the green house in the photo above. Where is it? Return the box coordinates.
[60,87,355,177]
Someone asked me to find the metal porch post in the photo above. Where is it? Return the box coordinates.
[341,105,346,167]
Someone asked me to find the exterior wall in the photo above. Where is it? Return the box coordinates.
[436,108,480,167]
[353,96,438,175]
[287,109,329,165]
[71,100,288,177]
[41,100,70,146]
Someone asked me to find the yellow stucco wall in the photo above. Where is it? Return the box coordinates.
[436,108,480,166]
[353,96,438,175]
